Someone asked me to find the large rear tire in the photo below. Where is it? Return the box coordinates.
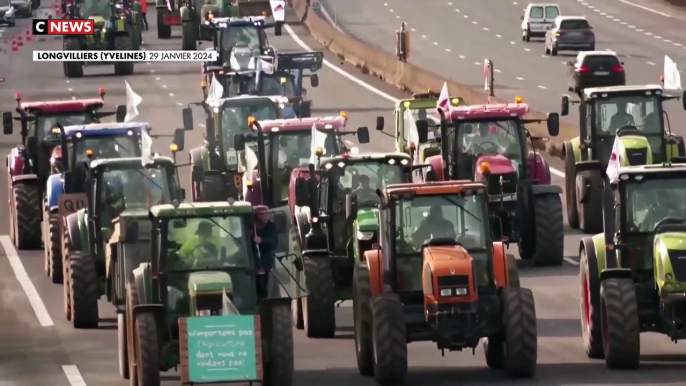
[114,36,134,76]
[62,228,72,321]
[127,282,140,386]
[69,251,100,329]
[530,193,564,266]
[181,22,196,50]
[44,200,63,283]
[578,171,603,234]
[353,263,374,376]
[63,38,83,78]
[118,312,129,379]
[157,9,172,39]
[564,143,580,229]
[579,248,603,359]
[600,278,640,369]
[134,313,160,386]
[12,182,42,250]
[502,288,537,378]
[370,294,407,386]
[262,301,294,386]
[302,255,336,338]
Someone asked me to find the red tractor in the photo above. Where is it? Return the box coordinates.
[418,99,565,266]
[1,90,124,249]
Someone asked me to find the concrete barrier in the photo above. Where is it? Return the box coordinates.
[290,0,572,158]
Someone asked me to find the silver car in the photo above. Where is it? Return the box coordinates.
[0,0,16,26]
[544,16,595,56]
[9,0,30,17]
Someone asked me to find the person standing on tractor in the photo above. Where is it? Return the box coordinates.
[253,206,278,296]
[410,205,457,247]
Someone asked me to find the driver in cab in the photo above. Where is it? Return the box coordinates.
[609,102,635,132]
[410,205,457,247]
[464,122,501,154]
[178,221,220,266]
[641,191,686,230]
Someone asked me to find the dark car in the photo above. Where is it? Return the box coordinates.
[567,52,625,92]
[545,16,595,55]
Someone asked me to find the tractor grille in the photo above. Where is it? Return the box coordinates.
[195,294,224,316]
[668,249,686,282]
[625,148,648,166]
[438,275,469,287]
[487,172,518,196]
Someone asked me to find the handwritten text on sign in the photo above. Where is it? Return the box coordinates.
[58,193,87,217]
[186,315,259,382]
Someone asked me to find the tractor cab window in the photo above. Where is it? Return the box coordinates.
[72,135,140,163]
[403,107,440,143]
[221,26,265,57]
[624,175,686,233]
[456,119,525,176]
[253,74,296,97]
[34,113,94,142]
[219,100,279,151]
[341,161,406,206]
[0,0,9,6]
[595,95,661,136]
[80,0,113,18]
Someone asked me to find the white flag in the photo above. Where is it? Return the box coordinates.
[664,55,682,91]
[606,135,622,184]
[205,74,224,104]
[436,82,450,113]
[124,81,142,123]
[242,145,258,198]
[141,128,153,166]
[221,288,239,315]
[309,123,328,164]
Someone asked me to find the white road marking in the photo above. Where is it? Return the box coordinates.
[433,42,438,45]
[389,9,393,12]
[411,28,416,31]
[284,24,569,175]
[177,102,183,107]
[537,85,547,89]
[155,76,160,80]
[0,236,53,327]
[483,27,489,31]
[445,48,451,52]
[421,34,426,38]
[564,257,579,265]
[169,93,175,97]
[516,76,524,80]
[71,96,76,100]
[162,85,167,88]
[636,29,644,32]
[510,41,515,44]
[396,15,400,19]
[464,15,469,18]
[496,34,502,38]
[67,88,73,92]
[62,365,86,386]
[455,8,459,12]
[618,0,671,17]
[473,21,478,25]
[474,61,481,65]
[647,61,656,65]
[494,69,501,73]
[524,48,531,52]
[459,55,465,59]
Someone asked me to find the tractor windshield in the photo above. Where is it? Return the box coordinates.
[100,165,175,220]
[71,135,140,163]
[34,113,94,142]
[402,106,441,143]
[624,175,686,233]
[221,25,265,57]
[80,0,113,18]
[338,160,408,206]
[594,95,662,137]
[164,215,253,270]
[219,99,279,166]
[255,74,296,97]
[452,118,526,176]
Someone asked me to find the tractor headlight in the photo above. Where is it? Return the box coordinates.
[454,287,468,296]
[440,286,468,297]
[440,288,452,297]
[198,309,211,316]
[356,231,374,240]
[666,273,673,281]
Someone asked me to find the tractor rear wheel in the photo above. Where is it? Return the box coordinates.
[12,182,42,250]
[63,38,83,78]
[44,200,62,283]
[118,312,129,379]
[302,255,336,338]
[579,248,603,359]
[600,278,640,369]
[127,282,140,386]
[507,254,520,289]
[502,288,537,378]
[114,36,134,76]
[181,22,196,50]
[484,334,505,369]
[69,251,100,329]
[530,193,564,266]
[370,293,407,386]
[262,301,294,386]
[63,229,72,320]
[353,263,374,376]
[564,144,580,229]
[134,313,160,386]
[157,9,172,39]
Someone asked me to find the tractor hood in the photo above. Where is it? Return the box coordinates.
[654,232,686,289]
[188,271,233,296]
[424,245,471,261]
[356,208,379,233]
[618,135,652,166]
[474,154,516,182]
[89,15,107,28]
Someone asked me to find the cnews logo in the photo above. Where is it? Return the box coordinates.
[32,19,95,35]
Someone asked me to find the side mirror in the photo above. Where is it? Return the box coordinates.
[2,112,12,135]
[182,107,193,130]
[173,128,185,151]
[682,90,686,110]
[560,95,569,116]
[310,74,319,87]
[123,221,140,244]
[490,216,503,240]
[26,136,37,156]
[234,134,245,151]
[357,127,370,144]
[547,112,560,136]
[345,194,358,220]
[376,116,384,131]
[294,176,309,207]
[415,119,429,143]
[115,104,127,122]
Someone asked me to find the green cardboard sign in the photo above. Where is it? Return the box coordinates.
[185,315,259,383]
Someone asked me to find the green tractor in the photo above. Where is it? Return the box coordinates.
[291,148,416,338]
[578,161,686,369]
[390,91,463,164]
[62,156,185,329]
[180,0,239,51]
[63,0,141,78]
[560,85,686,233]
[121,201,307,386]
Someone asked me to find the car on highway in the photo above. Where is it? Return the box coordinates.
[544,16,595,55]
[0,0,16,26]
[521,3,560,42]
[9,0,30,17]
[567,51,625,92]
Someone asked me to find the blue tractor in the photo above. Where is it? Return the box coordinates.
[43,122,151,284]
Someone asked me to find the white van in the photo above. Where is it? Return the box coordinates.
[521,3,561,41]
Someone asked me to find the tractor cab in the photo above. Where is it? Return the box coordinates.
[389,91,463,164]
[204,16,273,73]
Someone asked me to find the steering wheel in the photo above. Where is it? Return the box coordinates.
[189,242,219,267]
[474,141,499,154]
[616,125,641,137]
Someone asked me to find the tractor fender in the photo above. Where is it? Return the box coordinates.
[425,154,444,181]
[669,135,686,159]
[530,183,562,195]
[363,249,384,297]
[587,233,608,274]
[491,241,509,289]
[527,151,551,185]
[189,147,207,172]
[132,263,151,305]
[12,174,40,183]
[653,233,686,290]
[294,212,310,248]
[7,147,27,178]
[573,161,603,204]
[65,212,83,252]
[46,174,64,210]
[569,136,582,163]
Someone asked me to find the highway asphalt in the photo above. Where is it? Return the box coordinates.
[320,0,686,140]
[1,2,686,386]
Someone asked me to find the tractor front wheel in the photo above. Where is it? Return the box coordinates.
[63,38,83,78]
[134,313,160,386]
[600,278,640,369]
[181,22,196,50]
[12,182,42,250]
[157,9,172,39]
[114,36,134,76]
[370,293,407,385]
[44,199,62,283]
[127,282,140,385]
[564,144,580,229]
[530,193,564,266]
[302,255,336,338]
[502,287,537,378]
[353,263,374,376]
[263,301,294,386]
[69,251,100,328]
[62,229,72,321]
[579,248,603,359]
[118,312,129,379]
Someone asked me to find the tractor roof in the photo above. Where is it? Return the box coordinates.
[399,95,463,109]
[118,207,151,218]
[583,84,663,98]
[90,156,175,169]
[384,181,486,198]
[64,122,150,137]
[617,163,686,177]
[254,116,347,133]
[448,103,529,121]
[219,94,287,106]
[211,16,269,27]
[322,152,411,164]
[20,99,104,114]
[150,201,253,218]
